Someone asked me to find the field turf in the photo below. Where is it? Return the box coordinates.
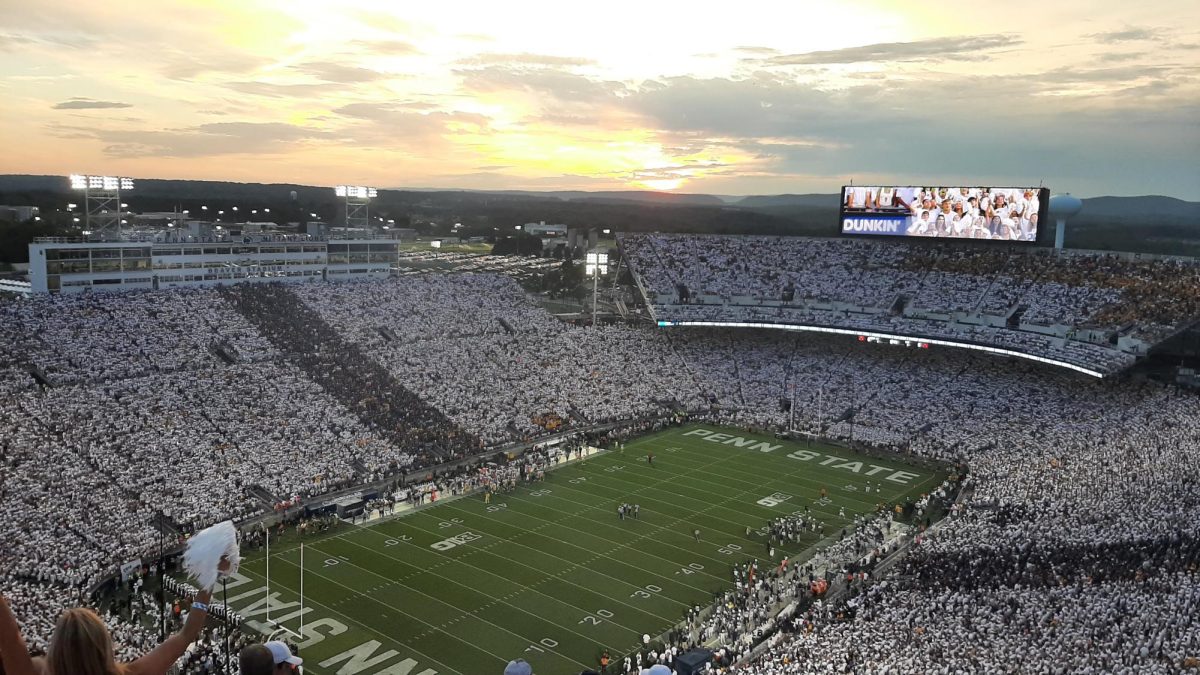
[215,424,946,675]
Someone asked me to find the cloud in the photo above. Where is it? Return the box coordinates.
[93,121,329,158]
[335,102,488,127]
[222,80,345,98]
[456,65,626,102]
[332,102,490,151]
[1087,27,1161,44]
[161,53,272,80]
[349,39,419,56]
[1035,65,1173,85]
[292,61,388,83]
[457,52,596,67]
[1097,51,1147,63]
[764,34,1022,65]
[734,46,779,55]
[52,98,132,110]
[616,67,1200,198]
[0,33,36,50]
[0,30,95,51]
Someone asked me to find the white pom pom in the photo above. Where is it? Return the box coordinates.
[183,521,241,591]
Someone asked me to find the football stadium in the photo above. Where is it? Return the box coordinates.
[1,173,1199,675]
[2,3,1200,672]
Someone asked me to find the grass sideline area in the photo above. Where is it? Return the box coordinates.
[214,424,948,674]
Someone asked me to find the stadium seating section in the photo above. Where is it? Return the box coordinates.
[620,233,1200,375]
[1,261,1198,672]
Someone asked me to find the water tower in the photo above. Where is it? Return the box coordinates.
[1048,193,1082,250]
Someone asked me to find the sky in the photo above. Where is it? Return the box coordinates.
[0,0,1198,198]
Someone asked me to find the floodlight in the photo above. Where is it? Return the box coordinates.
[202,205,208,210]
[515,225,522,230]
[263,208,270,213]
[120,203,128,208]
[120,178,134,190]
[69,175,87,190]
[334,185,347,197]
[68,203,77,209]
[73,217,80,222]
[232,206,238,211]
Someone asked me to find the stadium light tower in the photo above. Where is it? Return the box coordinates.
[334,185,377,231]
[586,251,609,326]
[69,174,133,240]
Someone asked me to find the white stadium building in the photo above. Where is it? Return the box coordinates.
[28,233,401,294]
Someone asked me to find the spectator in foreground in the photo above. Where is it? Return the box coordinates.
[505,658,533,675]
[264,641,303,673]
[0,592,35,675]
[238,644,275,675]
[46,589,214,675]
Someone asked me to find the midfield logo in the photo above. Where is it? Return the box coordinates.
[430,532,481,551]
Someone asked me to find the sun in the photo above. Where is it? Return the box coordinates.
[638,177,684,191]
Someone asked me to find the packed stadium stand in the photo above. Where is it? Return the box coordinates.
[620,233,1200,377]
[1,266,1198,673]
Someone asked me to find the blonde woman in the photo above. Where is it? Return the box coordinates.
[4,563,223,675]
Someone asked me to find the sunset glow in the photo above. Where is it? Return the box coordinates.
[0,0,1197,197]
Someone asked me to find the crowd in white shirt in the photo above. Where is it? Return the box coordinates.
[0,272,1197,673]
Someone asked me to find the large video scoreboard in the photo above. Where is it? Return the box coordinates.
[840,185,1049,243]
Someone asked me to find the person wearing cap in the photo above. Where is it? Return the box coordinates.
[265,641,304,673]
[505,658,533,675]
[641,665,672,675]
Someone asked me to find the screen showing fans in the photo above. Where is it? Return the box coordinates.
[840,186,1048,242]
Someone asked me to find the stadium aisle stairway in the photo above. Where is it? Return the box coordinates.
[221,284,480,463]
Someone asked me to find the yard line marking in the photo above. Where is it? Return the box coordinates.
[269,552,592,672]
[342,513,693,616]
[303,538,634,658]
[233,561,476,675]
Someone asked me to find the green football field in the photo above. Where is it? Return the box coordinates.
[215,424,947,675]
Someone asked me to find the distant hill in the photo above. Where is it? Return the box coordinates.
[0,174,1196,254]
[0,177,726,206]
[464,189,725,206]
[1078,195,1200,222]
[734,194,840,209]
